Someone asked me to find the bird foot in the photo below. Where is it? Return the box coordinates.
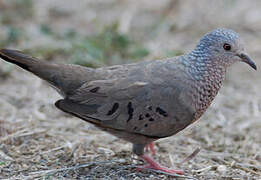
[145,142,156,155]
[137,154,184,175]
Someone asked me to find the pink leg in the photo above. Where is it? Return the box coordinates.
[145,142,156,155]
[137,154,184,175]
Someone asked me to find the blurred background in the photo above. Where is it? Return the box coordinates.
[0,0,260,179]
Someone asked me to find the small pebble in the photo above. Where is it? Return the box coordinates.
[217,165,227,173]
[97,147,115,156]
[118,158,126,163]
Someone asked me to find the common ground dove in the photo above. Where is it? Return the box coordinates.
[0,28,256,174]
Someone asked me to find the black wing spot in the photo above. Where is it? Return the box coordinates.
[107,103,119,115]
[127,102,134,122]
[134,126,137,130]
[148,106,152,110]
[149,118,154,121]
[144,124,148,127]
[90,87,100,93]
[139,115,144,120]
[156,107,168,117]
[145,113,150,118]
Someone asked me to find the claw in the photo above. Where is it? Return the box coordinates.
[138,154,184,175]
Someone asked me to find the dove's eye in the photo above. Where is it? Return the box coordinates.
[223,43,231,51]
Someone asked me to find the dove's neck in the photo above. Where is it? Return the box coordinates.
[187,49,227,82]
[183,50,226,119]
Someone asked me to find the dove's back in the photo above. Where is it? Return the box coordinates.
[55,57,197,143]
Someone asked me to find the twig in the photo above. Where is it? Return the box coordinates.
[237,162,261,170]
[0,150,13,161]
[180,147,201,164]
[39,141,73,155]
[192,166,217,173]
[0,129,27,142]
[0,129,46,143]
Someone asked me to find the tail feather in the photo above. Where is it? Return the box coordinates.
[0,49,39,72]
[0,49,94,96]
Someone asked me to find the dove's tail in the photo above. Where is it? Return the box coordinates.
[0,49,44,72]
[0,49,93,96]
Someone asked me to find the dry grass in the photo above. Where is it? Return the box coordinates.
[0,0,261,179]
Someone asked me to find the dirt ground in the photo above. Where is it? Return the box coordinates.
[0,0,261,179]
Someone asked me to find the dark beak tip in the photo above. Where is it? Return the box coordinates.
[249,62,257,71]
[240,53,257,71]
[249,61,257,71]
[253,65,257,71]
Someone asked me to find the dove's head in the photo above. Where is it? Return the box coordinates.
[193,28,256,70]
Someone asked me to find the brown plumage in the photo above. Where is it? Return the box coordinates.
[0,28,256,174]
